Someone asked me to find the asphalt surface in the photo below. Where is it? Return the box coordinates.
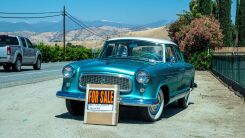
[0,71,244,138]
[0,62,68,89]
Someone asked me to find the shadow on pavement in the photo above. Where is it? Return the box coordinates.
[55,102,194,124]
[55,112,84,121]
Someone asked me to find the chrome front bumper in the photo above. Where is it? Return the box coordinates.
[56,91,158,107]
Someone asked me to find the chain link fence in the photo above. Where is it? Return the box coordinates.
[212,54,245,97]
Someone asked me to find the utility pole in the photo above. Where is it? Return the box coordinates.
[63,6,66,61]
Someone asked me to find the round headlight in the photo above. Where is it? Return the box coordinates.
[136,70,150,84]
[62,66,75,78]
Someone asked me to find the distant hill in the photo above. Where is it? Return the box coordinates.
[0,26,131,43]
[0,19,171,32]
[0,26,170,48]
[120,26,170,40]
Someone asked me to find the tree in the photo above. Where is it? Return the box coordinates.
[190,0,214,16]
[198,0,213,15]
[189,0,202,17]
[174,16,223,70]
[237,0,245,46]
[236,0,240,27]
[212,1,219,18]
[217,0,233,46]
[175,16,223,58]
[168,12,192,43]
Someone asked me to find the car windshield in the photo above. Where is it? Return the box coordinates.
[0,35,19,46]
[100,40,163,62]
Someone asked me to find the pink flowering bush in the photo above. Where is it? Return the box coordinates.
[174,16,223,58]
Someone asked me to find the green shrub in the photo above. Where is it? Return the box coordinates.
[168,12,192,43]
[175,16,223,59]
[36,43,93,62]
[188,51,212,70]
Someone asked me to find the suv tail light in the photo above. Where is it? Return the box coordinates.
[7,46,11,55]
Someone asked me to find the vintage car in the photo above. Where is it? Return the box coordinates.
[56,37,195,122]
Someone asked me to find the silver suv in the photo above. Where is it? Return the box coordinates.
[0,35,42,72]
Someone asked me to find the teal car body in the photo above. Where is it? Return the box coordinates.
[57,37,195,121]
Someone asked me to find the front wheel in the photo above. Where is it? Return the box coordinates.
[33,56,41,70]
[12,56,22,72]
[141,90,164,122]
[66,99,85,116]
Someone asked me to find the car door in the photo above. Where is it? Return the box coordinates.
[20,37,29,64]
[172,45,186,92]
[175,46,193,91]
[25,38,35,64]
[165,45,184,95]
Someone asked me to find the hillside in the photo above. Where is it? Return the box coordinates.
[119,26,170,40]
[0,26,170,48]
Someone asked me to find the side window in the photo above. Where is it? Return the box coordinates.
[20,37,27,47]
[117,44,128,57]
[174,46,183,62]
[26,38,33,48]
[165,45,178,63]
[103,43,116,58]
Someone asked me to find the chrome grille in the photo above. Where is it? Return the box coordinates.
[79,74,131,92]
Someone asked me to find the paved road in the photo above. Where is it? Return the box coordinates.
[0,62,68,89]
[0,71,244,138]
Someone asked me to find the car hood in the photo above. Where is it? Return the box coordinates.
[71,58,156,76]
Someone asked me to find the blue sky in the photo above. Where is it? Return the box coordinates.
[0,0,237,24]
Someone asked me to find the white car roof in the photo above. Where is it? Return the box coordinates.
[108,37,176,45]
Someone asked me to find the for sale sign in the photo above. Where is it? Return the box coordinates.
[84,84,119,126]
[87,89,114,111]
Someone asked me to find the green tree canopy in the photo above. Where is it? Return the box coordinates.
[217,0,233,46]
[237,0,245,46]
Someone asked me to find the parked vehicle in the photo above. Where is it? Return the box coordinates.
[0,35,42,72]
[56,37,195,122]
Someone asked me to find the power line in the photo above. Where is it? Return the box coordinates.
[66,14,106,40]
[66,12,109,39]
[67,15,105,39]
[0,14,62,19]
[66,12,99,34]
[66,13,104,38]
[0,11,62,14]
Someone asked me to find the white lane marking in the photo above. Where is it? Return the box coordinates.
[0,69,61,78]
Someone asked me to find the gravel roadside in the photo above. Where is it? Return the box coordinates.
[0,71,244,138]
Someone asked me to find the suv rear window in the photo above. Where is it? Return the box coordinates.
[0,35,19,46]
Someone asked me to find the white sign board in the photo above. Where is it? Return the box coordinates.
[84,84,119,125]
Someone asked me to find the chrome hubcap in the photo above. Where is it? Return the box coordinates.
[185,92,190,105]
[149,94,161,115]
[37,59,41,68]
[17,60,21,70]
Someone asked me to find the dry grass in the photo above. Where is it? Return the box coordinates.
[49,26,170,48]
[118,26,170,40]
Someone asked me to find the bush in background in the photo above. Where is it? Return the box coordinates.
[188,51,212,70]
[36,43,93,62]
[168,13,192,44]
[175,16,223,59]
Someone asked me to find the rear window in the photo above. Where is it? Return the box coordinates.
[0,35,19,46]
